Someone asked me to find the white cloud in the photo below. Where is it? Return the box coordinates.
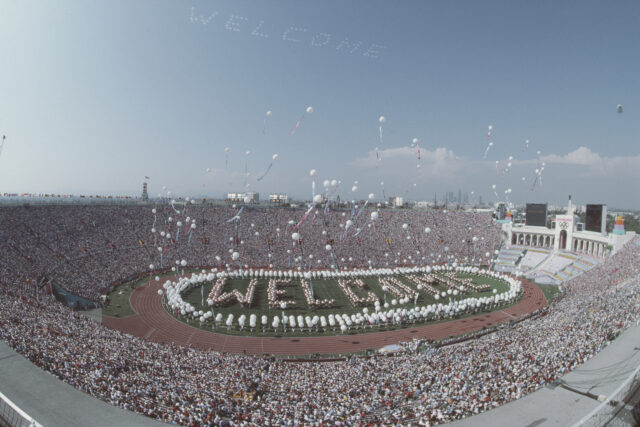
[343,144,640,207]
[349,146,468,179]
[541,146,640,176]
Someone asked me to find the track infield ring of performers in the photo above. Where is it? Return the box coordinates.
[103,268,547,356]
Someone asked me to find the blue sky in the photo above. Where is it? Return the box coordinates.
[1,0,639,208]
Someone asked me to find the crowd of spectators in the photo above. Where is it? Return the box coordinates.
[1,204,639,426]
[0,204,501,301]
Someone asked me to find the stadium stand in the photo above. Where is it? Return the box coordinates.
[1,204,640,425]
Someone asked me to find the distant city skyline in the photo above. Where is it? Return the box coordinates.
[1,0,639,208]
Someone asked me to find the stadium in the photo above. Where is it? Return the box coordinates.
[2,1,640,426]
[1,196,640,426]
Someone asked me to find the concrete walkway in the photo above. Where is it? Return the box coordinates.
[452,323,640,426]
[0,342,165,427]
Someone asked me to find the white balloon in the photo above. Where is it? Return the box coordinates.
[232,252,240,260]
[351,185,358,192]
[313,194,323,204]
[412,137,419,145]
[266,110,273,117]
[306,106,314,114]
[309,169,317,176]
[225,147,230,152]
[292,232,300,241]
[272,153,279,161]
[368,193,375,200]
[379,116,386,124]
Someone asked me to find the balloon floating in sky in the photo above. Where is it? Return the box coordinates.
[257,154,280,181]
[378,116,387,145]
[290,106,315,135]
[263,110,273,134]
[309,169,317,177]
[617,104,623,114]
[0,135,6,158]
[483,125,495,159]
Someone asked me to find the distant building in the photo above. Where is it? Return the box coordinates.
[393,197,404,208]
[496,202,507,220]
[227,192,259,203]
[226,192,245,203]
[269,193,289,204]
[245,192,259,203]
[142,182,148,201]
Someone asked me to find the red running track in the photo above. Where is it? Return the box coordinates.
[103,279,547,356]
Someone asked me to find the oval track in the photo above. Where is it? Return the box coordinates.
[103,278,547,355]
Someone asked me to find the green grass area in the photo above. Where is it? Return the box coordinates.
[102,270,192,318]
[102,278,144,318]
[168,272,518,337]
[537,283,562,304]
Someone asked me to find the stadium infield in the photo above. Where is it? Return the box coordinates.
[103,277,547,356]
